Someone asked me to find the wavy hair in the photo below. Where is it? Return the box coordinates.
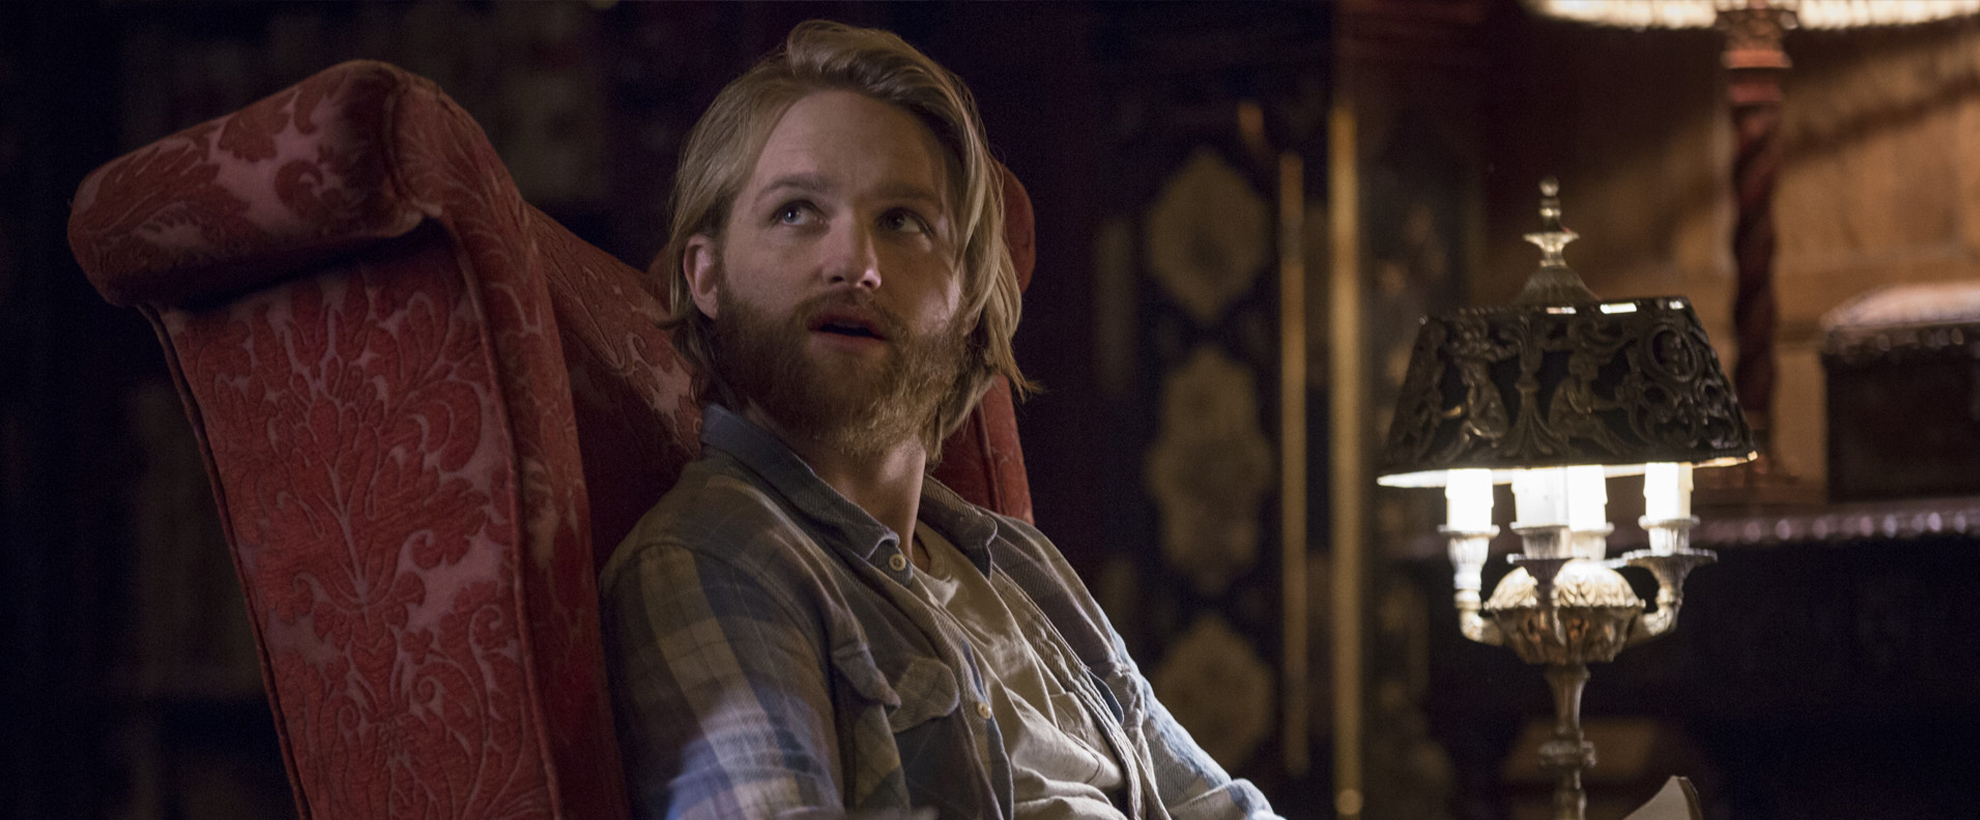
[655,21,1032,455]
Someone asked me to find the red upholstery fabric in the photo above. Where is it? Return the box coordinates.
[67,60,1035,820]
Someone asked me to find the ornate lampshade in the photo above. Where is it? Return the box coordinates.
[1378,181,1758,489]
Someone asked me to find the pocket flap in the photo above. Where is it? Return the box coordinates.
[884,656,959,732]
[829,644,961,732]
[829,643,901,708]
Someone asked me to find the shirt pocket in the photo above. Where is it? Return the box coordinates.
[1042,690,1118,783]
[1097,667,1146,729]
[829,642,960,733]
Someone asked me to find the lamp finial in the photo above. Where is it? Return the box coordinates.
[1525,176,1576,267]
[1515,177,1598,305]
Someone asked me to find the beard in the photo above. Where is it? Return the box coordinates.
[711,284,970,462]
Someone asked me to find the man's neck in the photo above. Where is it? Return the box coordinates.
[743,404,929,569]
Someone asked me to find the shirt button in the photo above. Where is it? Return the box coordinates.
[888,553,908,572]
[975,702,993,720]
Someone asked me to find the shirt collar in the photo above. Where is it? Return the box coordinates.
[699,403,1001,578]
[916,476,1000,576]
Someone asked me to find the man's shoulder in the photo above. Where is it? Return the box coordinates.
[973,507,1063,578]
[977,507,1127,670]
[600,456,821,587]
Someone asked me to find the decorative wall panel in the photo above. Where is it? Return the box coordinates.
[1151,614,1276,771]
[1145,148,1272,327]
[1146,346,1272,596]
[1090,4,1331,808]
[1340,3,1492,817]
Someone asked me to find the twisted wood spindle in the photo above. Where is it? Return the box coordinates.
[1719,1,1793,464]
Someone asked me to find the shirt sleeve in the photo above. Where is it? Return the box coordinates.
[1124,644,1283,820]
[985,511,1284,820]
[601,543,846,820]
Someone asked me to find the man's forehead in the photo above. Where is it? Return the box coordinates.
[742,91,949,205]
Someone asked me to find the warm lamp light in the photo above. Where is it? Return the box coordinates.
[1526,0,1980,30]
[1379,180,1754,820]
[1444,469,1494,532]
[1512,468,1568,530]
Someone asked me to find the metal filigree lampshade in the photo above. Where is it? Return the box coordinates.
[1379,184,1756,486]
[1377,180,1756,820]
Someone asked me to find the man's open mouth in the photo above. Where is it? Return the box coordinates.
[810,309,888,341]
[817,321,881,339]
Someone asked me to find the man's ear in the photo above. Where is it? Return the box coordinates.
[684,234,721,319]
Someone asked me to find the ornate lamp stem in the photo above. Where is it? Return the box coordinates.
[1541,663,1596,820]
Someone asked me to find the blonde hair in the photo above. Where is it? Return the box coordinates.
[656,20,1032,451]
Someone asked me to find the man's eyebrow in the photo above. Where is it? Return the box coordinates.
[871,182,946,213]
[752,174,945,213]
[755,173,833,200]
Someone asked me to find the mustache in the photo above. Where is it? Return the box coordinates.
[794,291,910,341]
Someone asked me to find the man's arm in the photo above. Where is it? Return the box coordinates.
[989,510,1284,820]
[1121,642,1283,820]
[601,543,844,820]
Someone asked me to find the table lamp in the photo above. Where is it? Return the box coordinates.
[1378,180,1757,820]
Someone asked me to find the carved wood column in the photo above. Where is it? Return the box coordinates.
[1718,2,1792,470]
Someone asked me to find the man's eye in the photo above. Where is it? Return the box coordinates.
[882,209,926,234]
[775,203,814,225]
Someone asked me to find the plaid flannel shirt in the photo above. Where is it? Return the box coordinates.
[600,404,1282,820]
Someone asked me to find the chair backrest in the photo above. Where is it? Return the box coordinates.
[68,59,1034,820]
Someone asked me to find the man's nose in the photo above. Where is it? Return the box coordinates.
[822,221,882,290]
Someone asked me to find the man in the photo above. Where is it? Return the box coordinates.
[600,21,1282,820]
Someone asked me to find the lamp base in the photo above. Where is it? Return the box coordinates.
[1474,561,1687,820]
[1540,664,1595,820]
[1483,560,1643,665]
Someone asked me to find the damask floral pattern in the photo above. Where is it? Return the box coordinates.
[533,212,701,565]
[71,65,422,308]
[1144,147,1270,327]
[1144,346,1274,596]
[77,61,632,820]
[1150,613,1275,771]
[167,242,557,818]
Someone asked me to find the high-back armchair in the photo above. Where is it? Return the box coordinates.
[67,60,1035,820]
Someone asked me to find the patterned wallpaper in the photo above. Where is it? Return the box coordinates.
[1085,6,1333,810]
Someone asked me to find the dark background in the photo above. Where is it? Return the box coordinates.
[8,3,1980,820]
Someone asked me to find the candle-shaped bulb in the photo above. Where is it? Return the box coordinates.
[1644,462,1694,522]
[1513,467,1569,528]
[1445,469,1494,532]
[1566,465,1608,531]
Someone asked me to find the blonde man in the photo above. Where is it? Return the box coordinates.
[600,21,1281,820]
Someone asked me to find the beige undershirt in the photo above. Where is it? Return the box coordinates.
[911,523,1129,820]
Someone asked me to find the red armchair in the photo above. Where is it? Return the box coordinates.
[68,60,1034,820]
